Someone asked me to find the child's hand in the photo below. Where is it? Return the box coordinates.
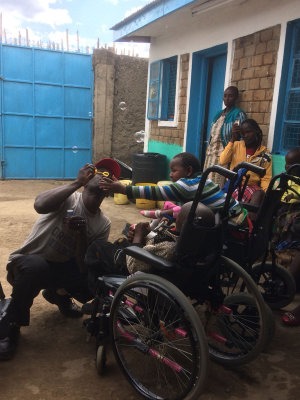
[231,123,241,142]
[132,222,151,245]
[98,177,126,194]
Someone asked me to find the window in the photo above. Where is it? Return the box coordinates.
[274,20,300,153]
[147,56,178,121]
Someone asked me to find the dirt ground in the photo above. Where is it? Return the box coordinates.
[0,180,299,400]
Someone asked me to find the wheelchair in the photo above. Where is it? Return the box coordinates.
[222,162,298,310]
[83,165,271,400]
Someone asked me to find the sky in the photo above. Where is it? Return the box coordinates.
[0,0,151,57]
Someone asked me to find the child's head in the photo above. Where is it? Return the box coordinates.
[169,152,201,182]
[175,201,215,232]
[240,119,263,148]
[285,147,300,172]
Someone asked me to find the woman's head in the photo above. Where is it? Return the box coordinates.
[169,152,201,182]
[223,86,239,109]
[240,119,263,148]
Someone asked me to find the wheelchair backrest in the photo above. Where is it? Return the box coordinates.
[175,213,223,267]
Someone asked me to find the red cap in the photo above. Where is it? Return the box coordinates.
[94,158,121,179]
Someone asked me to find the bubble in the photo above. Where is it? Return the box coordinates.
[119,101,127,111]
[72,146,78,154]
[134,130,145,143]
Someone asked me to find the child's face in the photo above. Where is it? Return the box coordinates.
[169,158,191,182]
[241,123,259,147]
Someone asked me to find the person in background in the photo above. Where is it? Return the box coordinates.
[203,86,247,186]
[272,147,300,326]
[219,118,272,211]
[0,158,121,361]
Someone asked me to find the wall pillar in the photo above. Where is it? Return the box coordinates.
[92,49,115,161]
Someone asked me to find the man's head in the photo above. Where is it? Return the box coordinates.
[94,158,121,180]
[84,158,121,200]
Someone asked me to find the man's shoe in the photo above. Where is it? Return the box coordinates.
[0,324,20,361]
[42,289,83,318]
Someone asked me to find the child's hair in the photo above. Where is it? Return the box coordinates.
[172,152,201,173]
[241,119,263,146]
[286,147,300,163]
[285,147,300,175]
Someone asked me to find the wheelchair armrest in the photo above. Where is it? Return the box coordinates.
[124,246,175,271]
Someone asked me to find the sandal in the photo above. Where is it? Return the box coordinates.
[281,311,300,327]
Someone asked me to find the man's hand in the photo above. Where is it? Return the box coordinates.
[98,177,126,194]
[75,164,96,187]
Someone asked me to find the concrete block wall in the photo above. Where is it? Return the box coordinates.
[231,25,281,143]
[93,49,148,167]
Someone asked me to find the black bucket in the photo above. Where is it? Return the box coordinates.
[132,153,167,184]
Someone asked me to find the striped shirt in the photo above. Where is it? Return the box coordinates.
[125,175,241,216]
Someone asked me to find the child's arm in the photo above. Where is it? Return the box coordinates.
[99,177,201,202]
[219,141,234,166]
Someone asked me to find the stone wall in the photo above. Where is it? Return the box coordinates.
[231,25,281,142]
[92,49,148,167]
[149,54,189,147]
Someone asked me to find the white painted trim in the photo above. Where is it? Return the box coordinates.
[268,21,288,150]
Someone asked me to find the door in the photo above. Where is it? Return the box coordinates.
[186,44,227,167]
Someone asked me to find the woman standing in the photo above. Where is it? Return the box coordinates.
[203,86,246,186]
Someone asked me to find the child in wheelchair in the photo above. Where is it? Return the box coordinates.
[272,147,300,326]
[83,201,215,312]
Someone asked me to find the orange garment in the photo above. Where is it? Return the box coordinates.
[219,141,272,191]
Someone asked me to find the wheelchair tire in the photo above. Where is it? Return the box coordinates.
[223,293,276,352]
[252,262,296,309]
[96,345,106,375]
[205,256,269,366]
[110,273,209,400]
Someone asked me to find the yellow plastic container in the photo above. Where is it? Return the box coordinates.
[114,180,132,205]
[156,180,172,209]
[135,183,157,209]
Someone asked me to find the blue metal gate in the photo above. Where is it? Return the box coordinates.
[0,44,93,179]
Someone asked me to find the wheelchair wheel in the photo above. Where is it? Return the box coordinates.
[223,293,275,352]
[205,256,269,366]
[252,262,296,309]
[96,345,106,375]
[110,273,208,400]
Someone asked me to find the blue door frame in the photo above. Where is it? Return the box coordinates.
[0,44,93,179]
[186,44,227,166]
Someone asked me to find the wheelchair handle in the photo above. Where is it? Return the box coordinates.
[233,162,266,178]
[202,165,237,182]
[187,166,237,223]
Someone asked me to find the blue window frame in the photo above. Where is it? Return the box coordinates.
[274,19,300,153]
[147,56,178,121]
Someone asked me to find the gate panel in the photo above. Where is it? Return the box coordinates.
[0,44,93,179]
